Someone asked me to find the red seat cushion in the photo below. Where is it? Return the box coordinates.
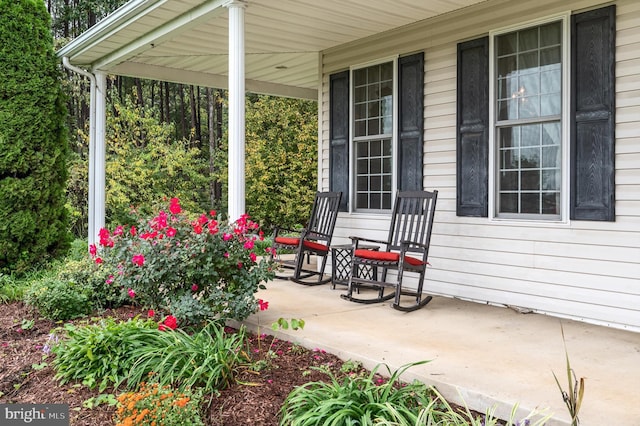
[354,249,424,266]
[274,236,328,253]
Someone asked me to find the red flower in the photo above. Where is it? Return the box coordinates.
[159,315,178,331]
[166,227,177,237]
[98,228,113,247]
[132,254,145,266]
[89,243,97,257]
[250,252,257,262]
[191,284,198,292]
[169,198,181,214]
[130,226,137,236]
[148,309,155,317]
[243,240,254,250]
[208,220,219,235]
[258,299,269,311]
[223,233,232,241]
[128,288,136,298]
[197,214,208,225]
[94,257,103,264]
[113,225,124,236]
[259,230,265,241]
[192,223,203,234]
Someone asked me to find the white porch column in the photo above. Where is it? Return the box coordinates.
[93,71,107,241]
[226,0,247,222]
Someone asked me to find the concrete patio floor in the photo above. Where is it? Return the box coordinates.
[239,276,640,425]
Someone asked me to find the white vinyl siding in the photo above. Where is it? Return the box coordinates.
[321,0,640,331]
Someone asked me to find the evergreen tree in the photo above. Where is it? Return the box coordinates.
[0,0,71,273]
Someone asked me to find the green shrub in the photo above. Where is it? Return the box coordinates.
[0,0,71,274]
[95,198,275,324]
[52,317,249,394]
[58,256,127,310]
[115,383,204,426]
[24,277,92,320]
[279,361,436,425]
[51,317,159,392]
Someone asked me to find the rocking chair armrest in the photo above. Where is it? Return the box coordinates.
[400,240,430,251]
[273,226,306,237]
[349,236,388,246]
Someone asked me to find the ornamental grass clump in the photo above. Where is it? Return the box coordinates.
[94,197,275,324]
[279,360,436,425]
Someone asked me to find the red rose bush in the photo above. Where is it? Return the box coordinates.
[94,198,275,324]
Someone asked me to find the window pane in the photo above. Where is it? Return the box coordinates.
[354,68,366,86]
[500,171,518,190]
[540,69,561,94]
[518,95,539,118]
[382,193,392,209]
[498,55,517,78]
[542,170,560,190]
[498,33,517,56]
[519,51,539,72]
[540,22,561,47]
[520,147,540,168]
[518,27,538,51]
[540,94,561,116]
[354,86,366,102]
[521,192,540,213]
[357,176,368,191]
[542,122,561,145]
[540,46,561,66]
[368,118,379,135]
[355,120,366,137]
[500,127,519,148]
[521,170,540,190]
[542,146,560,168]
[380,62,393,80]
[542,192,560,214]
[501,149,519,169]
[500,193,518,213]
[521,125,540,147]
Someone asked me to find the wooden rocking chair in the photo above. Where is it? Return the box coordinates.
[271,191,342,285]
[341,190,438,311]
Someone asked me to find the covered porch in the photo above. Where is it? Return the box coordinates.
[236,276,640,426]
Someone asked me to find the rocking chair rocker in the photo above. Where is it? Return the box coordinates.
[271,191,342,285]
[341,190,438,311]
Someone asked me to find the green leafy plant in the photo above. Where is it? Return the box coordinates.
[57,256,127,310]
[24,277,92,320]
[95,197,275,324]
[553,326,585,426]
[126,321,249,394]
[114,382,204,426]
[279,360,435,425]
[51,317,159,392]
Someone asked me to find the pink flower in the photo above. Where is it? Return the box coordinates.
[237,262,243,269]
[95,257,103,264]
[258,299,269,311]
[223,233,232,241]
[98,228,113,247]
[197,214,208,225]
[130,226,137,236]
[89,243,97,257]
[113,225,124,236]
[132,254,145,266]
[192,223,203,234]
[105,275,114,284]
[259,230,265,241]
[148,309,155,317]
[224,252,229,258]
[128,288,136,298]
[208,220,219,235]
[169,198,181,214]
[191,284,198,292]
[210,210,217,217]
[243,240,254,250]
[166,227,177,237]
[250,252,257,262]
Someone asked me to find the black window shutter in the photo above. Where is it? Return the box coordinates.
[398,52,424,191]
[570,5,616,221]
[456,37,489,217]
[329,71,350,211]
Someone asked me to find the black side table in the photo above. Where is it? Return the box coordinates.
[331,243,379,289]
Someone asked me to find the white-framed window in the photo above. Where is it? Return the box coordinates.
[351,59,396,212]
[490,15,569,221]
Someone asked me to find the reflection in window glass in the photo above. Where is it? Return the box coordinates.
[495,21,563,218]
[353,62,394,210]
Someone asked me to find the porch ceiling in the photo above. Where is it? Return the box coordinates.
[58,0,489,99]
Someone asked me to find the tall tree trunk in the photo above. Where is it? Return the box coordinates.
[164,81,170,126]
[195,86,202,143]
[207,88,222,207]
[179,84,186,140]
[134,78,144,110]
[189,84,197,146]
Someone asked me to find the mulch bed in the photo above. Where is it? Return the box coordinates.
[0,302,354,425]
